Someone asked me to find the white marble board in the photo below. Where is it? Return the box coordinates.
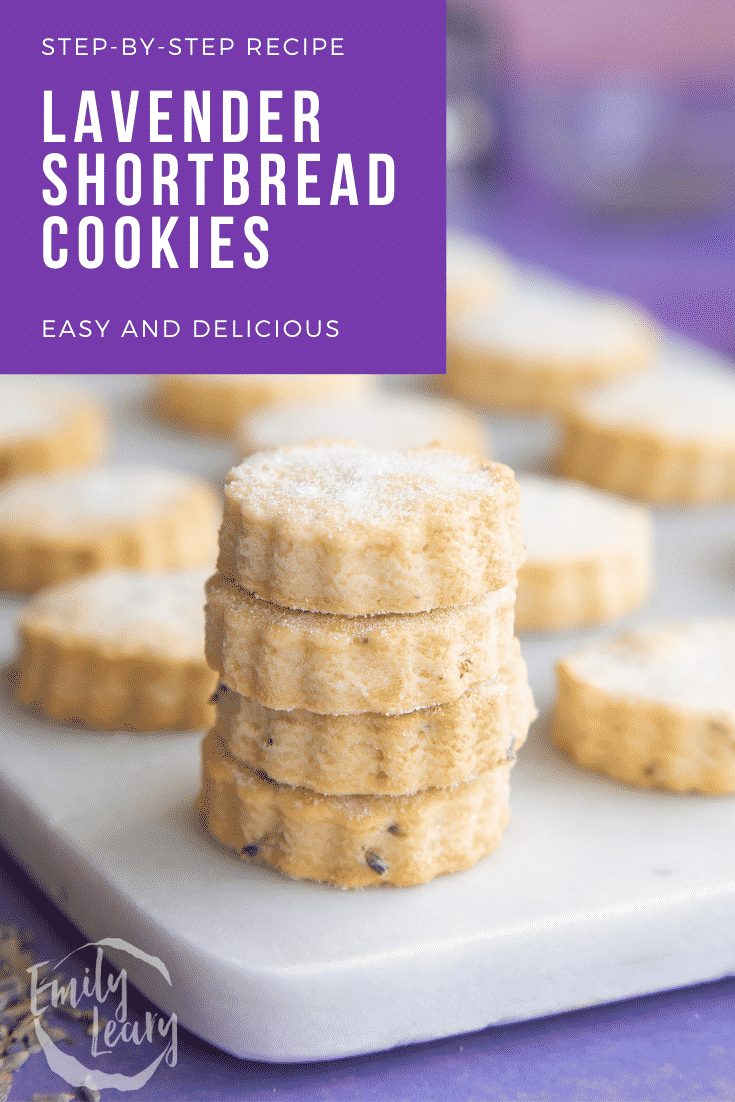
[0,361,734,1062]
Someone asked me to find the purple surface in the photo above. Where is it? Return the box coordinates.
[2,842,735,1101]
[448,165,735,357]
[508,81,735,218]
[5,2,446,374]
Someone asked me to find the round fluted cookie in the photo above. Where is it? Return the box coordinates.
[515,476,653,632]
[198,732,513,888]
[205,572,517,715]
[0,378,106,483]
[237,393,489,458]
[154,373,373,434]
[446,230,510,325]
[556,350,735,503]
[12,567,217,731]
[215,637,536,794]
[446,273,657,411]
[217,441,523,615]
[554,620,735,794]
[0,465,220,593]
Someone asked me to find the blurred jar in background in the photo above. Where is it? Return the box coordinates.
[494,0,735,216]
[447,1,508,189]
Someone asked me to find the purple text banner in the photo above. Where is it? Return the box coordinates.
[5,2,446,374]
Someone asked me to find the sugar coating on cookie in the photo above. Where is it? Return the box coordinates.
[238,393,489,457]
[217,638,536,795]
[557,350,735,502]
[14,567,217,730]
[0,378,105,482]
[19,568,211,660]
[554,620,735,793]
[563,621,735,712]
[0,465,220,593]
[229,443,496,524]
[515,476,652,631]
[199,732,513,887]
[0,466,208,529]
[205,572,517,715]
[218,441,523,614]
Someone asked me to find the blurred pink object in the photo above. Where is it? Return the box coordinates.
[492,0,735,78]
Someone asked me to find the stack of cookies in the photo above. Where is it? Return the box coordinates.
[198,441,535,888]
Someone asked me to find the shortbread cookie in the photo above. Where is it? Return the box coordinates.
[554,620,735,794]
[446,274,656,411]
[154,373,372,434]
[0,378,106,483]
[199,732,513,887]
[556,351,735,503]
[238,393,489,458]
[217,441,523,615]
[0,466,220,593]
[515,476,653,632]
[447,230,510,324]
[205,572,517,715]
[12,568,217,731]
[216,638,536,794]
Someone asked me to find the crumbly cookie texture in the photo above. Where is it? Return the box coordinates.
[205,572,517,715]
[154,373,373,434]
[553,620,735,794]
[515,476,653,632]
[217,441,524,614]
[556,352,735,503]
[446,274,657,411]
[0,379,106,483]
[12,568,217,731]
[198,732,513,888]
[446,230,510,324]
[237,393,489,459]
[0,466,220,593]
[216,638,536,795]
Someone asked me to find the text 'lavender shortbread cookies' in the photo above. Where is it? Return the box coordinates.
[554,620,735,794]
[217,440,524,615]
